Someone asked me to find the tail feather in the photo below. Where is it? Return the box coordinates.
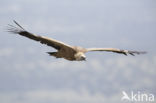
[46,52,60,58]
[47,52,56,55]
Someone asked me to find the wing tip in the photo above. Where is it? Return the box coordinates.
[7,20,26,34]
[127,51,147,56]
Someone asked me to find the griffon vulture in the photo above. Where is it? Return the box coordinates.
[7,21,146,61]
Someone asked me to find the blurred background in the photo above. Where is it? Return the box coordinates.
[0,0,156,103]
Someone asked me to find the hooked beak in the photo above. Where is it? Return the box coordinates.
[81,56,86,61]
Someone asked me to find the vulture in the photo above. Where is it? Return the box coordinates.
[7,21,146,61]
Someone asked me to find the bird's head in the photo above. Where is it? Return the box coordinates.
[74,52,86,61]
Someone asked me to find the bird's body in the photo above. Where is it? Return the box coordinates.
[7,21,146,61]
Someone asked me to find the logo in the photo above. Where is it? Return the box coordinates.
[121,91,155,102]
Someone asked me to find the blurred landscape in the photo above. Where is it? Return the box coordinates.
[0,0,156,103]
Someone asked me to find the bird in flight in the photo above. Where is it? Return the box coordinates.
[7,20,146,61]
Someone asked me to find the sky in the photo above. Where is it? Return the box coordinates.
[0,0,156,103]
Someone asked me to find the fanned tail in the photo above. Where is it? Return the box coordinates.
[46,52,60,58]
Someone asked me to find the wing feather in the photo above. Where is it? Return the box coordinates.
[87,48,146,56]
[7,20,74,50]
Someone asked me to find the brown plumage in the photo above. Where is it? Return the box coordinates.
[7,21,146,61]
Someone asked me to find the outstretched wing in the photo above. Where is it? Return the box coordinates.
[7,20,74,51]
[86,48,146,56]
